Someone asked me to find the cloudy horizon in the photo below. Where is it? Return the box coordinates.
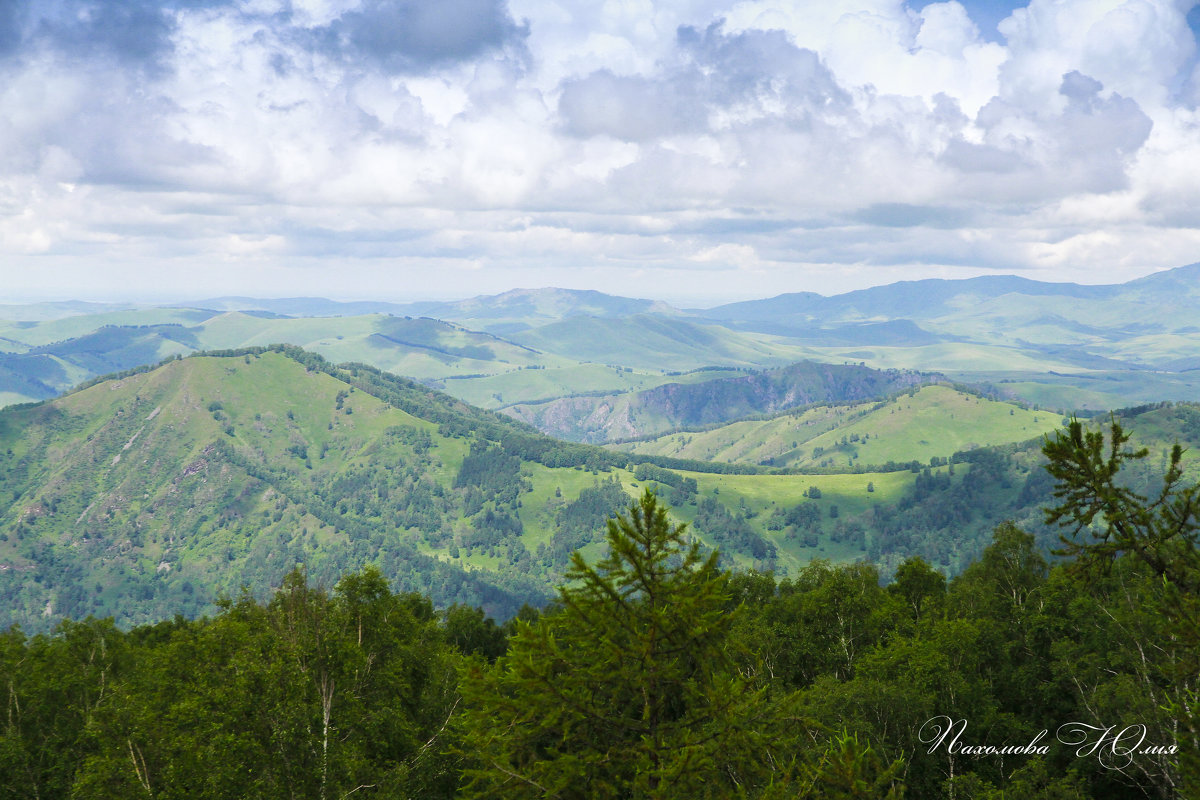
[2,0,1200,305]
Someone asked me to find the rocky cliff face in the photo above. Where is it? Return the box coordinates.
[504,361,939,443]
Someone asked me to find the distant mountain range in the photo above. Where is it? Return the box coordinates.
[184,263,1200,325]
[181,287,677,333]
[700,275,1111,324]
[699,263,1200,322]
[2,263,1199,419]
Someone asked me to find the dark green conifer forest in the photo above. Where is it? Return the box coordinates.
[1,421,1196,798]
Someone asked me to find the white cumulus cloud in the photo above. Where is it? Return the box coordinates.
[0,0,1197,303]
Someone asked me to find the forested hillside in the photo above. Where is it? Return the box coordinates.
[3,346,1199,633]
[0,346,586,630]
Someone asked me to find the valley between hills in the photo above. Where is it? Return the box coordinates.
[2,264,1200,633]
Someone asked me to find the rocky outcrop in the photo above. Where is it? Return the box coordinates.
[505,361,939,443]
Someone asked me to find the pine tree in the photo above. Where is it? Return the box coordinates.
[1043,417,1200,591]
[1043,417,1199,793]
[456,489,800,798]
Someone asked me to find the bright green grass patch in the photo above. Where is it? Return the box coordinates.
[686,469,913,512]
[615,406,850,464]
[794,386,1062,468]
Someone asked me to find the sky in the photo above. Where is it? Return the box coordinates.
[1,0,1200,305]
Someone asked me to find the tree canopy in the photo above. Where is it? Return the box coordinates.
[455,489,809,798]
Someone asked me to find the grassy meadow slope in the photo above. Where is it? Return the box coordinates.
[617,385,1065,468]
[0,349,552,630]
[654,402,1200,581]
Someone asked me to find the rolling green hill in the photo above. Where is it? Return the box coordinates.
[2,346,1198,634]
[617,385,1066,469]
[0,347,844,632]
[0,348,563,631]
[641,401,1200,583]
[0,308,802,413]
[0,311,579,406]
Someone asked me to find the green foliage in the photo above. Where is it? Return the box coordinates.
[888,556,946,620]
[0,499,1189,798]
[753,560,901,687]
[550,477,628,566]
[632,462,698,505]
[694,496,776,563]
[456,491,800,798]
[442,604,507,662]
[794,732,905,800]
[0,618,130,800]
[1042,417,1200,792]
[0,351,1194,798]
[454,441,525,501]
[68,567,461,800]
[1044,416,1200,591]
